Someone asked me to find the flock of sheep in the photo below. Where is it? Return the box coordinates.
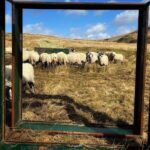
[23,48,124,68]
[5,48,124,101]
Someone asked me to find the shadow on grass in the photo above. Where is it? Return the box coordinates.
[22,93,132,129]
[4,94,137,147]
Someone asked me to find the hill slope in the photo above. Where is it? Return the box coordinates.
[104,27,150,43]
[5,33,138,52]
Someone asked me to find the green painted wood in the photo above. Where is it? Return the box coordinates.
[35,47,69,54]
[0,143,124,150]
[12,5,22,126]
[18,121,132,135]
[0,0,5,141]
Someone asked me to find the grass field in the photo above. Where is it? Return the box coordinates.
[5,33,150,146]
[22,52,135,127]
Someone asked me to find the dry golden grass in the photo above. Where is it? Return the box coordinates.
[6,33,150,51]
[22,61,135,127]
[5,33,150,147]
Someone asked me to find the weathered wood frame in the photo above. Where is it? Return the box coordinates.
[0,0,150,148]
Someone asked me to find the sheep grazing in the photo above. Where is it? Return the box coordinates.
[113,53,124,63]
[104,51,116,63]
[22,63,35,94]
[5,63,35,95]
[23,49,30,62]
[50,53,58,66]
[67,52,86,67]
[76,52,86,66]
[40,53,52,67]
[98,53,109,66]
[29,51,40,66]
[67,52,77,65]
[86,52,98,64]
[57,52,68,66]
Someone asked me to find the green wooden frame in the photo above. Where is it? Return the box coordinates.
[1,0,150,148]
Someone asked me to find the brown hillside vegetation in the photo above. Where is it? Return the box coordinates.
[5,33,139,50]
[104,27,150,43]
[5,33,150,147]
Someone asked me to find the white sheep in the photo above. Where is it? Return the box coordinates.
[22,63,35,94]
[113,53,124,63]
[76,52,86,66]
[29,51,40,66]
[57,52,68,65]
[23,49,30,62]
[67,52,77,65]
[5,63,35,95]
[98,54,109,66]
[67,52,86,67]
[86,52,98,64]
[50,53,58,66]
[40,53,52,67]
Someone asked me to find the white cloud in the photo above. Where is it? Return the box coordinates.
[86,23,106,35]
[6,14,11,24]
[85,23,110,40]
[86,33,110,40]
[141,0,149,2]
[65,10,87,16]
[23,23,53,35]
[67,23,110,40]
[115,10,138,25]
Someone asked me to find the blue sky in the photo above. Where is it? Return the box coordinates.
[5,0,150,40]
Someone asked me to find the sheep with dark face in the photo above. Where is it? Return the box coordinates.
[86,52,98,64]
[104,51,116,62]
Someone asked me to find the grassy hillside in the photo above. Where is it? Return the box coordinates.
[5,33,150,147]
[104,27,150,43]
[6,33,138,51]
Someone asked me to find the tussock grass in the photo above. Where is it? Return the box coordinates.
[22,49,136,127]
[5,34,150,146]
